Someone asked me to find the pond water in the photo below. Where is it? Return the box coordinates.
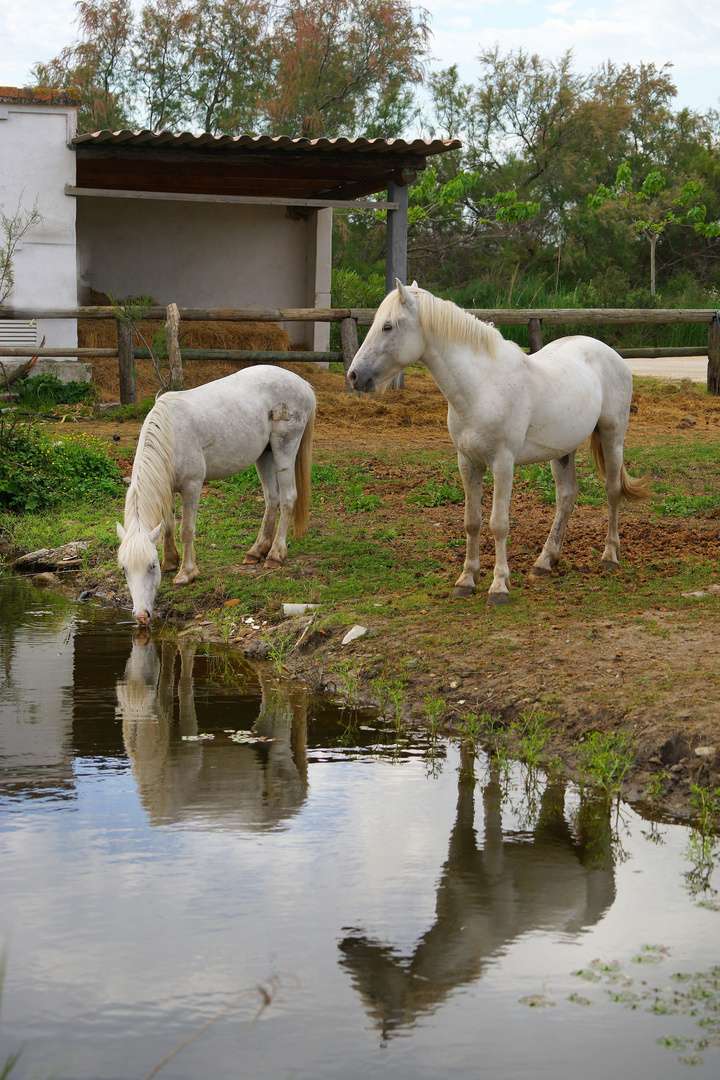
[1,578,719,1080]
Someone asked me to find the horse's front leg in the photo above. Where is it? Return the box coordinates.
[452,451,485,597]
[160,494,180,572]
[531,453,579,577]
[174,480,202,585]
[487,453,515,605]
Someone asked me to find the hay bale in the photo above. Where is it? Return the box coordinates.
[78,318,291,352]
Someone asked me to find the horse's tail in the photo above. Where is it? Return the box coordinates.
[589,430,651,503]
[293,405,315,538]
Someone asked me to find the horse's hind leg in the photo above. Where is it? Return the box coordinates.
[243,449,280,564]
[530,453,579,577]
[598,435,625,570]
[264,441,302,568]
[452,451,485,597]
[174,480,202,585]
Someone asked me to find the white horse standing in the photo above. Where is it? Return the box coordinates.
[348,282,649,605]
[117,365,315,622]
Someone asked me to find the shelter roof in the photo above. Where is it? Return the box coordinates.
[72,129,461,202]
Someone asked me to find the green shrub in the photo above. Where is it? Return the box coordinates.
[0,421,123,512]
[14,373,96,408]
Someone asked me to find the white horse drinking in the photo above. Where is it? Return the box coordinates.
[348,282,649,605]
[117,365,315,622]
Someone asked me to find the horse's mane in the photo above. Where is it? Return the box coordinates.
[118,397,176,567]
[380,286,503,358]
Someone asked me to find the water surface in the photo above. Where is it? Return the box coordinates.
[1,579,718,1079]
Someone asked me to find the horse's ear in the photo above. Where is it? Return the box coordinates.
[116,522,126,542]
[396,279,408,303]
[411,279,419,288]
[149,523,163,545]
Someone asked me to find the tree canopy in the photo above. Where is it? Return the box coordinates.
[32,9,720,304]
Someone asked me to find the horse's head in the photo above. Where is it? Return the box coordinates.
[116,520,163,623]
[348,280,425,392]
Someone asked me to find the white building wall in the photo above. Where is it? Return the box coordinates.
[0,97,78,356]
[77,196,328,348]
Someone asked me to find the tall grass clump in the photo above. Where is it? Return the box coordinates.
[0,418,123,512]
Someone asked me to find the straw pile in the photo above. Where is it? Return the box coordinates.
[78,318,291,352]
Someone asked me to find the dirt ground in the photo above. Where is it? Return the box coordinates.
[31,359,720,818]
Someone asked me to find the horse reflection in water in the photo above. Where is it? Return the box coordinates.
[116,634,307,829]
[340,746,616,1038]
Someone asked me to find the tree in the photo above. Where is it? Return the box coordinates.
[267,0,430,137]
[33,0,135,131]
[185,0,274,134]
[588,162,719,294]
[132,0,196,132]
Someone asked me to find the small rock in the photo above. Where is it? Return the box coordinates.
[694,746,716,758]
[283,603,319,616]
[92,402,123,416]
[676,415,697,428]
[449,680,459,689]
[342,625,367,645]
[32,572,59,587]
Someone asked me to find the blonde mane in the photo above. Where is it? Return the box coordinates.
[380,286,503,358]
[118,397,176,567]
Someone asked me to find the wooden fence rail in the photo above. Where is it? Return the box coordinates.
[1,304,719,399]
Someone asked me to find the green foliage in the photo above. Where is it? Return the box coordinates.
[407,478,463,507]
[13,374,96,409]
[654,492,720,518]
[515,462,606,507]
[344,480,381,513]
[0,421,123,512]
[577,732,636,799]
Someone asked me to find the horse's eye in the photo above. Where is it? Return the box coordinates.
[382,321,393,332]
[149,563,158,573]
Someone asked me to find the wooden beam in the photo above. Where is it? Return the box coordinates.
[117,319,136,405]
[133,348,344,362]
[340,317,359,391]
[0,346,118,356]
[165,303,183,389]
[528,318,543,353]
[708,316,720,396]
[66,185,397,211]
[386,180,409,391]
[3,305,719,328]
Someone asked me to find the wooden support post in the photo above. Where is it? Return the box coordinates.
[708,315,720,396]
[386,179,409,390]
[116,318,136,405]
[340,316,359,392]
[165,303,183,389]
[528,318,543,353]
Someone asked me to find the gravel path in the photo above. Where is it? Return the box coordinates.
[625,356,708,382]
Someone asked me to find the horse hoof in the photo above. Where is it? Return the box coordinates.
[452,585,475,598]
[242,553,261,565]
[487,592,509,606]
[601,559,619,571]
[529,566,552,578]
[263,558,284,570]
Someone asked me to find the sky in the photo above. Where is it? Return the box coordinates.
[0,0,719,115]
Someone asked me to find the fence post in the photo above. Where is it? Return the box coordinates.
[708,314,720,397]
[116,318,136,405]
[340,316,359,392]
[166,303,183,389]
[528,318,543,353]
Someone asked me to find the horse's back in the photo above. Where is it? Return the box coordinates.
[533,335,631,390]
[161,365,316,483]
